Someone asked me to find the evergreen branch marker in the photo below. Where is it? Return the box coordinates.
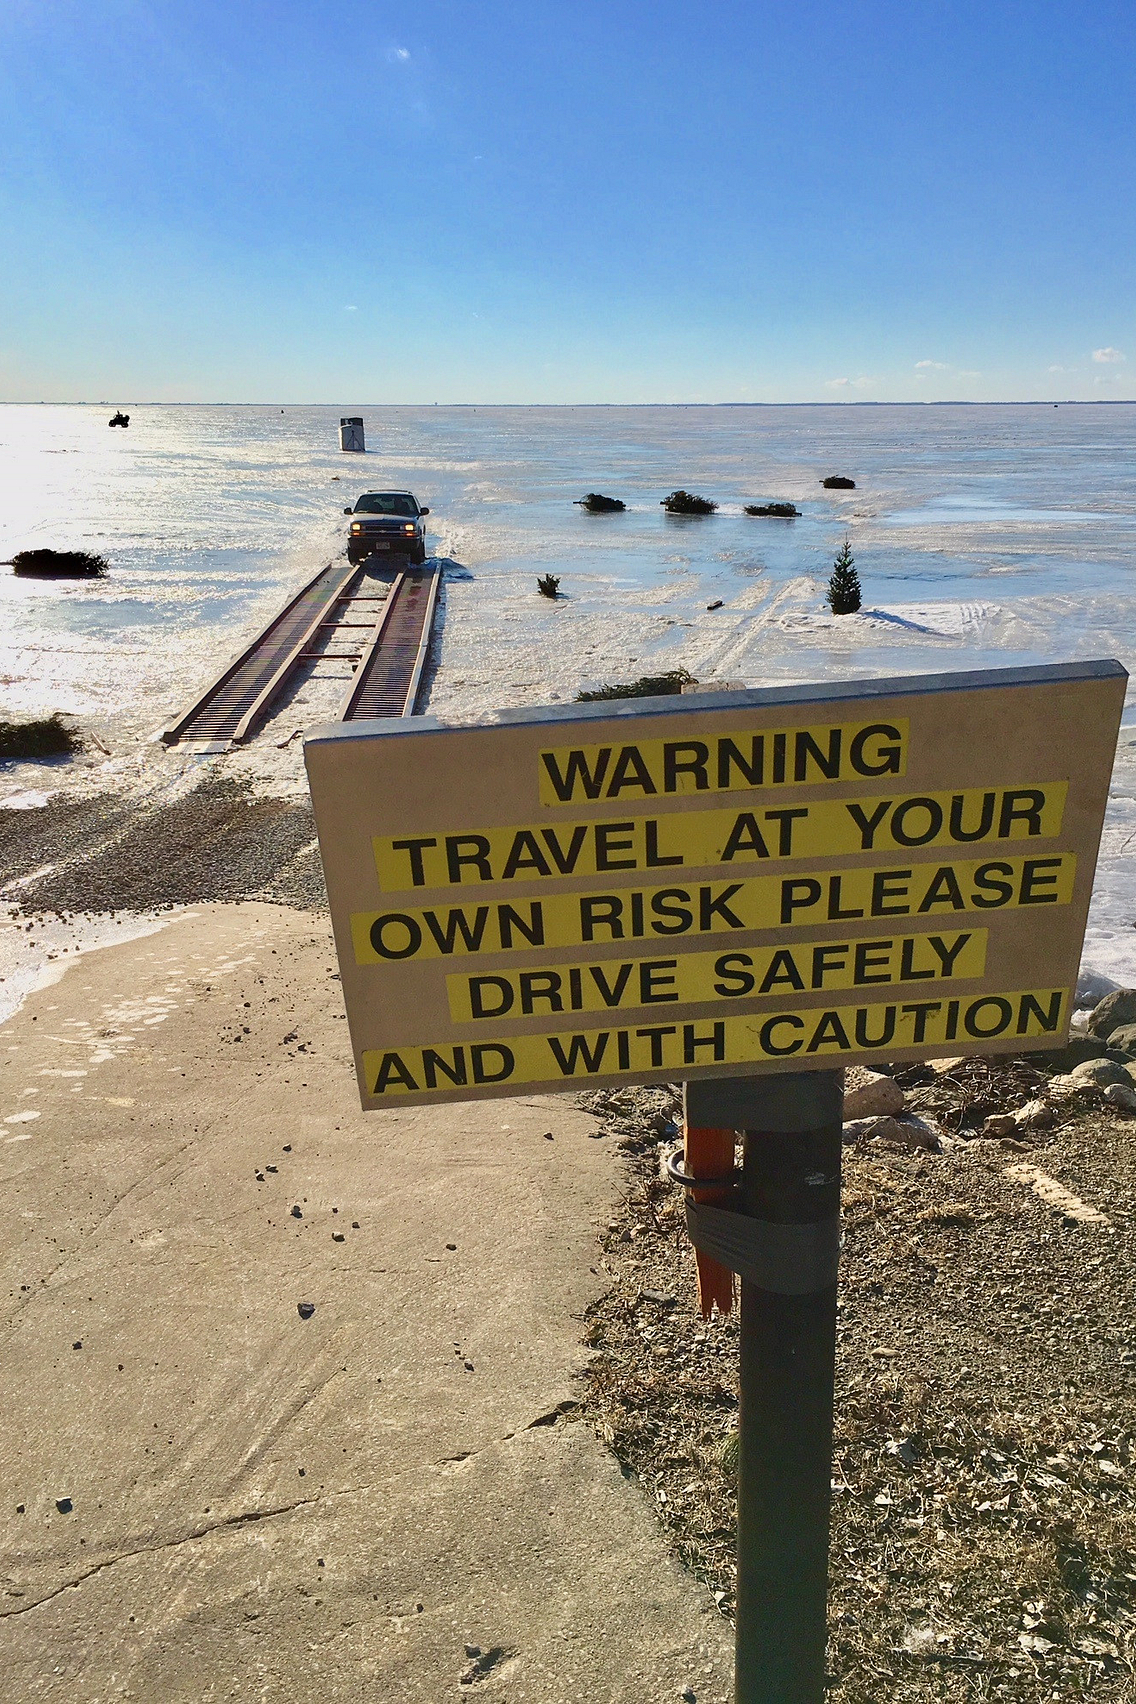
[826,539,861,615]
[661,490,717,515]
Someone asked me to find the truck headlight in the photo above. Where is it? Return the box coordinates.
[403,523,415,533]
[350,522,362,532]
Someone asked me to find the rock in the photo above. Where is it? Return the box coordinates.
[1068,1057,1132,1089]
[297,1301,316,1319]
[55,1497,72,1513]
[1069,1056,1130,1083]
[291,1205,303,1218]
[1012,1098,1057,1130]
[1104,1081,1136,1113]
[640,1289,676,1306]
[1088,988,1136,1037]
[867,1115,939,1151]
[1106,1023,1136,1056]
[843,1069,905,1120]
[1030,1035,1108,1071]
[1047,1073,1097,1100]
[928,1056,967,1075]
[981,1113,1018,1137]
[706,600,723,611]
[1077,968,1120,1008]
[464,1644,482,1659]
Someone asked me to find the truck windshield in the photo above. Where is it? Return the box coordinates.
[353,493,418,516]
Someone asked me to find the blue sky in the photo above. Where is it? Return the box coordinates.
[1,0,1133,403]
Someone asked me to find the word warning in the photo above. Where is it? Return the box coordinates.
[305,662,1125,1108]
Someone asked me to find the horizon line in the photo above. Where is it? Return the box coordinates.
[3,398,1135,409]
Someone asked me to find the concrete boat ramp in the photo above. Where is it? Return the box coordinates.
[161,561,441,751]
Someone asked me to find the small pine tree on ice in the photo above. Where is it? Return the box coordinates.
[826,539,861,614]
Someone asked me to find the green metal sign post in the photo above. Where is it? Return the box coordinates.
[684,1071,844,1704]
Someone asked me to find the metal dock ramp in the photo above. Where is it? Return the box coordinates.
[339,568,441,721]
[162,561,441,748]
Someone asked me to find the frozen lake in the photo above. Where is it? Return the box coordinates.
[2,400,1136,992]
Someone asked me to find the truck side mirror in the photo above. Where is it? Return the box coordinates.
[343,507,353,515]
[419,507,430,515]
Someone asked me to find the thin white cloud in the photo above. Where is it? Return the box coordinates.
[825,376,875,390]
[915,359,950,371]
[1092,346,1126,364]
[387,45,411,62]
[1048,364,1074,373]
[343,304,358,312]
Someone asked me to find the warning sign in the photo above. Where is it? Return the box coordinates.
[304,661,1125,1107]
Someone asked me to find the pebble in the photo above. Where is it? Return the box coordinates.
[1010,1098,1057,1131]
[55,1497,72,1514]
[291,1205,303,1219]
[297,1302,316,1319]
[844,1114,938,1151]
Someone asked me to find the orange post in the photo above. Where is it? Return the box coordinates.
[684,1122,736,1316]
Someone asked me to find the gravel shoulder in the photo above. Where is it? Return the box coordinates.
[0,779,326,916]
[577,1074,1136,1702]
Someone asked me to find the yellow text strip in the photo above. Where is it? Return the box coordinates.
[445,929,989,1021]
[350,853,1076,964]
[362,987,1068,1097]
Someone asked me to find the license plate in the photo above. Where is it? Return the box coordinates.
[370,541,391,550]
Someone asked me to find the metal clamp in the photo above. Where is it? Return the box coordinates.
[684,1199,841,1296]
[664,1146,739,1191]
